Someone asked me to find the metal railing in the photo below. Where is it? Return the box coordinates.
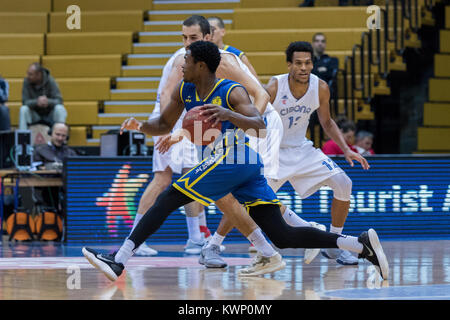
[329,0,429,123]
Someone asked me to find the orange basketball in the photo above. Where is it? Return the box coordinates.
[182,106,222,146]
[6,212,35,241]
[35,211,63,241]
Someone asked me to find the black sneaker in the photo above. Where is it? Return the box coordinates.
[357,229,389,280]
[82,247,124,281]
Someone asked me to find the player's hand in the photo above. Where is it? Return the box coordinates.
[120,117,142,135]
[155,133,183,154]
[344,149,370,170]
[199,104,230,127]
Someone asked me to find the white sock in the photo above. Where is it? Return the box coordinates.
[330,225,344,234]
[247,229,277,257]
[336,235,363,254]
[282,207,311,227]
[131,213,144,233]
[115,239,135,265]
[207,232,225,248]
[198,209,207,227]
[186,216,202,242]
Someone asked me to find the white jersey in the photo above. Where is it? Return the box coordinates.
[151,47,186,117]
[220,50,276,116]
[272,73,320,148]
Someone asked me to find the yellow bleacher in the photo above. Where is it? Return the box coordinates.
[0,13,47,33]
[416,6,450,153]
[0,34,44,55]
[0,0,432,148]
[49,11,145,33]
[42,55,122,77]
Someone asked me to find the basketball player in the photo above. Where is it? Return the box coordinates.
[206,41,369,266]
[132,15,285,257]
[129,15,213,256]
[208,16,258,78]
[82,41,389,282]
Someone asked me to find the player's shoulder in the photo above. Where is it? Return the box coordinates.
[224,44,244,57]
[318,78,329,91]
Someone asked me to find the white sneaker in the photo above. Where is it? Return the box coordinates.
[304,221,326,264]
[238,252,286,276]
[134,242,158,256]
[248,243,258,252]
[184,238,205,254]
[336,249,359,265]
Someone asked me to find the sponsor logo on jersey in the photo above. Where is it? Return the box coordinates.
[281,95,289,105]
[280,105,311,116]
[185,95,192,103]
[212,96,222,106]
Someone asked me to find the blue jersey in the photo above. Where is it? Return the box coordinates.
[173,78,279,208]
[223,45,244,59]
[180,78,242,135]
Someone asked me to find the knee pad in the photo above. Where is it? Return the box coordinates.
[325,172,352,202]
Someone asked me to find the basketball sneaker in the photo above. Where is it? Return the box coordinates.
[336,249,359,265]
[357,229,389,280]
[135,242,158,256]
[82,247,124,281]
[184,238,205,254]
[199,243,227,268]
[238,252,286,277]
[304,221,326,264]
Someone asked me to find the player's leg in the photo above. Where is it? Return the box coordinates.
[183,178,206,254]
[266,178,313,227]
[319,172,359,265]
[82,185,194,281]
[131,167,173,256]
[242,204,388,280]
[200,194,284,272]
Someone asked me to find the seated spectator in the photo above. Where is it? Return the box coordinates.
[33,122,77,166]
[33,122,77,213]
[354,130,375,155]
[311,33,339,87]
[322,118,358,155]
[0,75,11,131]
[19,63,67,130]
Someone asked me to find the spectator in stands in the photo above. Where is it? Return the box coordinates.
[207,16,258,78]
[311,33,339,86]
[33,122,76,165]
[322,117,358,155]
[0,75,11,131]
[354,130,375,155]
[19,63,66,130]
[33,122,76,213]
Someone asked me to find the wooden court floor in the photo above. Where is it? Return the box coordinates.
[0,240,448,300]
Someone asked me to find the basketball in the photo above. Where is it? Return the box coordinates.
[182,106,222,146]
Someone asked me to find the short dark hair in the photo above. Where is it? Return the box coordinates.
[183,15,211,36]
[336,117,356,133]
[285,41,314,62]
[208,16,225,29]
[312,32,326,42]
[188,41,221,73]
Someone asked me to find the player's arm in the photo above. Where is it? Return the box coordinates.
[263,76,278,105]
[240,54,258,79]
[159,54,184,112]
[121,82,185,136]
[200,86,266,137]
[316,79,370,169]
[216,54,269,115]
